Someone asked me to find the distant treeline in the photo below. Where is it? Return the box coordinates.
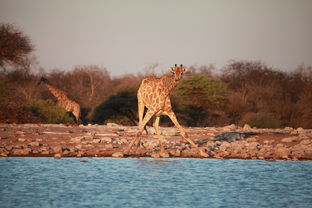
[1,23,311,128]
[0,61,311,128]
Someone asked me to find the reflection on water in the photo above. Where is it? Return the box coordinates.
[0,157,312,208]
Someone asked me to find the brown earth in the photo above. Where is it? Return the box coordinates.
[0,123,311,161]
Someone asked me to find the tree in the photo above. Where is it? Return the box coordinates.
[0,23,34,71]
[173,74,228,109]
[172,74,228,126]
[91,89,138,125]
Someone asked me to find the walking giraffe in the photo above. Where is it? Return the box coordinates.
[126,64,208,157]
[38,77,81,123]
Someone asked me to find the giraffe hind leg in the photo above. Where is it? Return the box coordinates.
[165,111,208,157]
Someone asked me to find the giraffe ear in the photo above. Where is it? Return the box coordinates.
[169,67,174,73]
[182,67,188,73]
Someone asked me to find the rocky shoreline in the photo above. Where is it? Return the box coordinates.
[0,123,311,161]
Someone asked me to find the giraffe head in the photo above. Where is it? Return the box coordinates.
[170,64,188,81]
[37,77,49,85]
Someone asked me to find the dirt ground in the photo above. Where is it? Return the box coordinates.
[0,123,311,161]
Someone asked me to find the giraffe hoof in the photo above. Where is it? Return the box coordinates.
[160,152,170,158]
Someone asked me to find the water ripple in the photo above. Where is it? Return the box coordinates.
[0,158,311,208]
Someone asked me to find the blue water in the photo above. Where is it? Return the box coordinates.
[0,158,311,208]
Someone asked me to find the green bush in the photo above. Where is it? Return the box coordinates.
[91,89,138,125]
[29,99,74,123]
[173,74,228,109]
[240,112,281,128]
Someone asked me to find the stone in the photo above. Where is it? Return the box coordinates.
[163,128,179,136]
[160,152,170,158]
[70,137,83,143]
[54,153,62,159]
[30,141,40,147]
[297,127,304,133]
[100,137,112,143]
[223,124,237,131]
[150,153,160,158]
[300,139,312,145]
[15,131,24,135]
[92,139,101,143]
[276,143,284,148]
[143,139,158,149]
[243,124,251,131]
[284,127,293,131]
[112,152,124,158]
[106,123,120,127]
[52,146,62,153]
[281,137,298,143]
[0,152,8,157]
[18,138,26,142]
[5,145,13,151]
[169,149,181,157]
[12,148,31,155]
[146,127,156,135]
[276,147,289,159]
[246,137,257,142]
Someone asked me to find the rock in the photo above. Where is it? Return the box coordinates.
[5,145,13,151]
[18,138,26,142]
[143,139,159,149]
[223,124,237,131]
[106,123,120,127]
[112,152,124,158]
[150,153,160,158]
[146,127,156,135]
[281,137,297,143]
[300,139,312,145]
[284,127,293,131]
[0,152,8,157]
[276,147,290,159]
[12,148,31,155]
[276,143,284,148]
[52,146,62,153]
[160,152,170,158]
[243,124,251,131]
[297,127,304,133]
[54,153,62,159]
[169,149,181,157]
[100,137,112,143]
[246,137,257,142]
[70,137,83,143]
[92,139,101,143]
[15,131,24,135]
[30,141,40,147]
[162,128,179,136]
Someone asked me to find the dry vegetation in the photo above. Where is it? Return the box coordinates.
[1,23,312,129]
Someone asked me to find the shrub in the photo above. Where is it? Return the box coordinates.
[29,99,74,123]
[91,89,138,125]
[240,112,281,128]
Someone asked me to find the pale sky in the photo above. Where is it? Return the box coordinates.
[1,0,312,76]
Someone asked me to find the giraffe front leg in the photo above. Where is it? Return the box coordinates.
[165,111,208,158]
[126,109,155,156]
[153,116,169,158]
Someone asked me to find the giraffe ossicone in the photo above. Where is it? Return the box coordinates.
[126,64,208,157]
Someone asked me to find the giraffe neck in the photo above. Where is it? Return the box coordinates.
[45,84,67,101]
[162,74,178,94]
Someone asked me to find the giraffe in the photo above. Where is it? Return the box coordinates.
[38,77,81,123]
[126,64,208,157]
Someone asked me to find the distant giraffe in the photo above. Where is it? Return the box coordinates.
[126,64,208,157]
[38,77,81,123]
